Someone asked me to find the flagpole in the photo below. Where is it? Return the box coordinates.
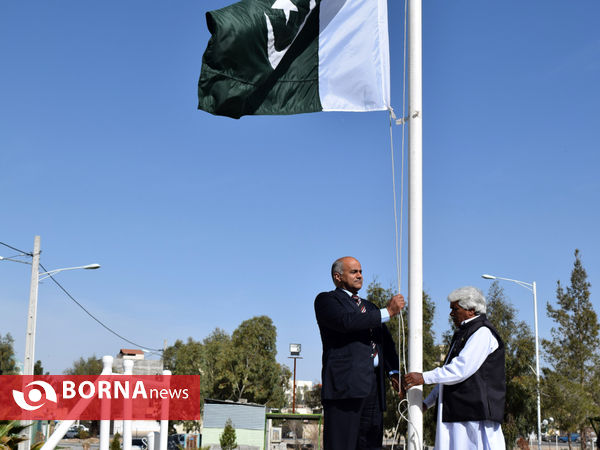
[407,0,423,447]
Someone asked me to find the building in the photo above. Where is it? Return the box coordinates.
[111,349,165,436]
[283,379,315,414]
[112,349,163,375]
[202,399,266,450]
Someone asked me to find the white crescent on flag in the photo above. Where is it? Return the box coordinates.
[265,0,316,69]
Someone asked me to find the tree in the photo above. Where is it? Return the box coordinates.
[163,337,204,376]
[365,281,437,445]
[110,433,121,450]
[543,249,600,449]
[0,334,18,375]
[225,316,290,407]
[0,421,43,450]
[304,383,322,410]
[486,281,537,448]
[0,421,27,450]
[201,328,233,400]
[63,355,103,375]
[163,332,226,432]
[33,360,47,376]
[219,418,237,450]
[163,316,290,408]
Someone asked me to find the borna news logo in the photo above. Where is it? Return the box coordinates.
[1,375,200,420]
[12,380,58,411]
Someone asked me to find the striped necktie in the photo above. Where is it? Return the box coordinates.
[352,294,378,359]
[352,294,367,313]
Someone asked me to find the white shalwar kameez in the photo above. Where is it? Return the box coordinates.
[423,323,506,450]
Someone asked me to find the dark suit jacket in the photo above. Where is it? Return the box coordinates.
[314,287,399,408]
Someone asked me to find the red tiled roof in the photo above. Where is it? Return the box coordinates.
[120,348,144,355]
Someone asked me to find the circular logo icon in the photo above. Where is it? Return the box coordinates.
[12,381,58,411]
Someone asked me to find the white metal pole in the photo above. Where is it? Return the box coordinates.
[159,370,171,450]
[100,355,114,450]
[533,281,542,450]
[407,0,423,448]
[123,360,134,450]
[147,432,155,450]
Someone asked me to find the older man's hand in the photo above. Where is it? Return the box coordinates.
[403,372,424,390]
[386,294,406,317]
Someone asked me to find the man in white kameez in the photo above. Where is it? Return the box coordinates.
[404,286,506,450]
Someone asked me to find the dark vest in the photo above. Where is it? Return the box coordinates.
[442,314,506,423]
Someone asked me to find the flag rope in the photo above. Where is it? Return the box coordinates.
[389,0,424,445]
[388,0,410,378]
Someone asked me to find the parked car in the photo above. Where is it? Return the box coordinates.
[64,425,90,439]
[64,427,79,439]
[558,433,580,443]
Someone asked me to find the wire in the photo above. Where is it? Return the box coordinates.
[39,262,163,352]
[0,241,32,256]
[2,239,163,353]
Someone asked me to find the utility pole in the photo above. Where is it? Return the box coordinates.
[22,235,41,450]
[24,235,41,376]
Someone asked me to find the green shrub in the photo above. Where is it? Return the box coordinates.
[219,419,237,450]
[78,430,90,440]
[110,433,121,450]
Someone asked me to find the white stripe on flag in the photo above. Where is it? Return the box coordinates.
[318,0,390,111]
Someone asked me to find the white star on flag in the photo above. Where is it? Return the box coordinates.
[271,0,298,23]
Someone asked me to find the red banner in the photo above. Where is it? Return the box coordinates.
[0,375,200,420]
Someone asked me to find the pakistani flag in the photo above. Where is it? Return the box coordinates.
[197,0,390,119]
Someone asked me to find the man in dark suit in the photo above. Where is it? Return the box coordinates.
[314,256,405,450]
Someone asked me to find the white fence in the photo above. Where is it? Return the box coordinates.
[41,355,171,450]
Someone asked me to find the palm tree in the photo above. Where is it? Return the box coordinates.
[0,421,44,450]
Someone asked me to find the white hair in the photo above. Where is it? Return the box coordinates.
[448,286,486,314]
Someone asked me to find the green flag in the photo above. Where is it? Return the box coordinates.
[198,0,390,119]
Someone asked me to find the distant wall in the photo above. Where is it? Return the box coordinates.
[202,428,263,448]
[112,358,163,375]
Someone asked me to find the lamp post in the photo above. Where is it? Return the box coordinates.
[21,236,101,376]
[288,343,302,413]
[542,418,557,449]
[2,236,100,448]
[482,273,542,450]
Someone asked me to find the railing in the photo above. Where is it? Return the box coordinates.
[41,355,171,450]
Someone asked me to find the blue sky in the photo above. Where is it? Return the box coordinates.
[1,0,599,383]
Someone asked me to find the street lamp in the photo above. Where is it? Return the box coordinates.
[17,237,101,376]
[2,236,100,449]
[288,343,302,413]
[482,273,542,450]
[542,418,557,449]
[38,263,101,281]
